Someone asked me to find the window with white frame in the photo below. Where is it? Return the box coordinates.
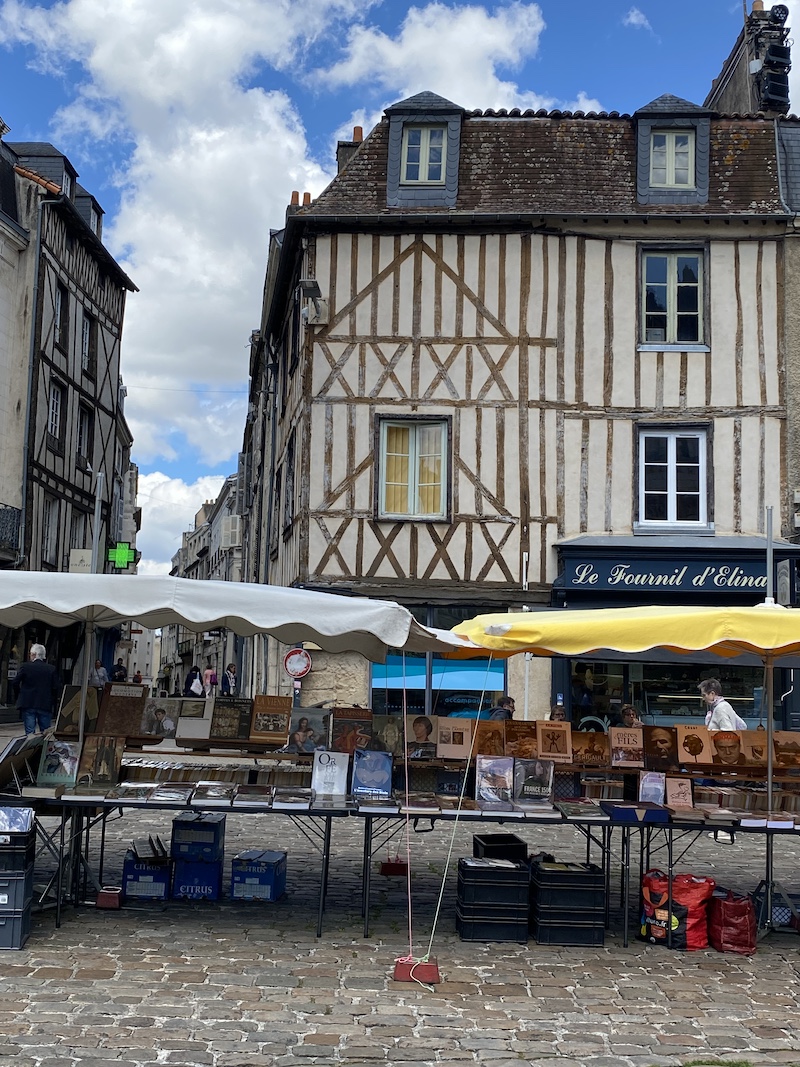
[643,251,703,344]
[42,495,59,565]
[401,126,446,184]
[48,381,64,442]
[650,130,695,188]
[639,428,708,526]
[81,311,97,375]
[379,419,448,520]
[62,171,73,198]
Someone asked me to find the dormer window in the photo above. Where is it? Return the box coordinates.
[62,171,73,198]
[401,126,446,184]
[650,130,695,188]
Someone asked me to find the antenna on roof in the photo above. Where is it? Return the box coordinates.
[0,117,9,138]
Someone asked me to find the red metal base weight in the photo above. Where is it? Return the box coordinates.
[393,958,440,984]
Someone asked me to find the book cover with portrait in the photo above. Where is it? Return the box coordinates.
[643,725,680,771]
[676,724,713,765]
[609,727,644,769]
[571,731,610,768]
[436,718,474,760]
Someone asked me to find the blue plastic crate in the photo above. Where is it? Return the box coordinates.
[172,858,222,901]
[231,850,287,901]
[170,812,226,861]
[122,850,172,901]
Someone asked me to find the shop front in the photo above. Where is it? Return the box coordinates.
[551,535,800,730]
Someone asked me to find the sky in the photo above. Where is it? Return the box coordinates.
[1,0,798,574]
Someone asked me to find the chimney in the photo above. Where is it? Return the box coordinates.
[290,190,299,206]
[336,125,365,174]
[302,191,311,206]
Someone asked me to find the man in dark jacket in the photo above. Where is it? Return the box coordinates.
[13,644,60,734]
[488,696,515,721]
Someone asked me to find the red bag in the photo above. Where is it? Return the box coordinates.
[708,890,757,955]
[640,869,716,950]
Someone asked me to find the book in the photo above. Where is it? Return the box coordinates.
[250,696,292,745]
[599,800,670,824]
[331,707,373,753]
[147,783,196,805]
[665,777,693,809]
[174,698,214,741]
[513,758,554,805]
[232,784,274,807]
[311,750,350,796]
[55,685,100,737]
[475,755,514,807]
[356,795,400,814]
[436,719,475,760]
[676,724,713,765]
[36,738,81,789]
[404,713,437,759]
[708,730,749,768]
[0,808,33,833]
[503,721,538,759]
[638,771,666,805]
[351,749,393,799]
[473,720,506,758]
[271,788,312,810]
[285,709,327,753]
[513,804,563,819]
[766,811,795,829]
[555,799,610,822]
[105,782,158,803]
[609,727,644,769]
[96,683,150,737]
[736,812,767,827]
[398,792,440,814]
[76,735,126,789]
[570,731,609,768]
[190,781,236,808]
[772,731,800,769]
[310,794,354,810]
[370,715,405,756]
[139,697,181,738]
[435,795,482,816]
[210,697,253,740]
[21,784,66,799]
[643,726,681,772]
[741,732,768,766]
[62,784,108,802]
[535,720,572,764]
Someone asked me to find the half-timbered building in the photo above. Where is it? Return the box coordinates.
[243,77,800,723]
[0,127,138,700]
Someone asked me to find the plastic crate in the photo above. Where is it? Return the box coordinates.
[0,836,36,873]
[752,888,800,928]
[531,919,605,946]
[531,863,606,911]
[172,858,222,900]
[0,907,31,950]
[231,850,287,901]
[122,850,172,901]
[472,833,527,862]
[0,867,33,912]
[171,812,226,861]
[457,868,530,908]
[456,907,529,943]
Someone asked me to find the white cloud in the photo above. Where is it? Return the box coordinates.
[623,7,652,32]
[136,471,227,573]
[319,1,602,114]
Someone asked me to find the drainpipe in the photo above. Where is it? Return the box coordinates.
[17,195,60,567]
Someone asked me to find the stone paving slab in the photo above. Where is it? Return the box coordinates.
[1,810,800,1065]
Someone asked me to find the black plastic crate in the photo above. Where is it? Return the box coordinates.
[531,868,606,911]
[531,861,603,887]
[457,898,529,921]
[530,904,605,927]
[456,907,529,943]
[532,919,605,946]
[472,833,527,862]
[457,873,530,908]
[0,907,31,950]
[0,867,33,912]
[0,837,36,873]
[459,857,529,882]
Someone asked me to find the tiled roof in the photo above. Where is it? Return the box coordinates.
[635,94,711,115]
[302,113,786,218]
[386,91,463,113]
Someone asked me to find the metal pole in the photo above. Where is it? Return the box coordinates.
[766,506,774,604]
[90,471,105,575]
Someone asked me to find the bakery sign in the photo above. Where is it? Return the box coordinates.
[563,559,769,593]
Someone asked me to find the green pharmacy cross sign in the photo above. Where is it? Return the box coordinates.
[107,542,136,569]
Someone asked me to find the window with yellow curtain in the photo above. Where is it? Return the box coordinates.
[379,419,447,519]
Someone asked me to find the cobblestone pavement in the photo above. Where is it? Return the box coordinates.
[2,809,800,1067]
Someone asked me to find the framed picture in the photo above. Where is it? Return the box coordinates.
[250,704,294,746]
